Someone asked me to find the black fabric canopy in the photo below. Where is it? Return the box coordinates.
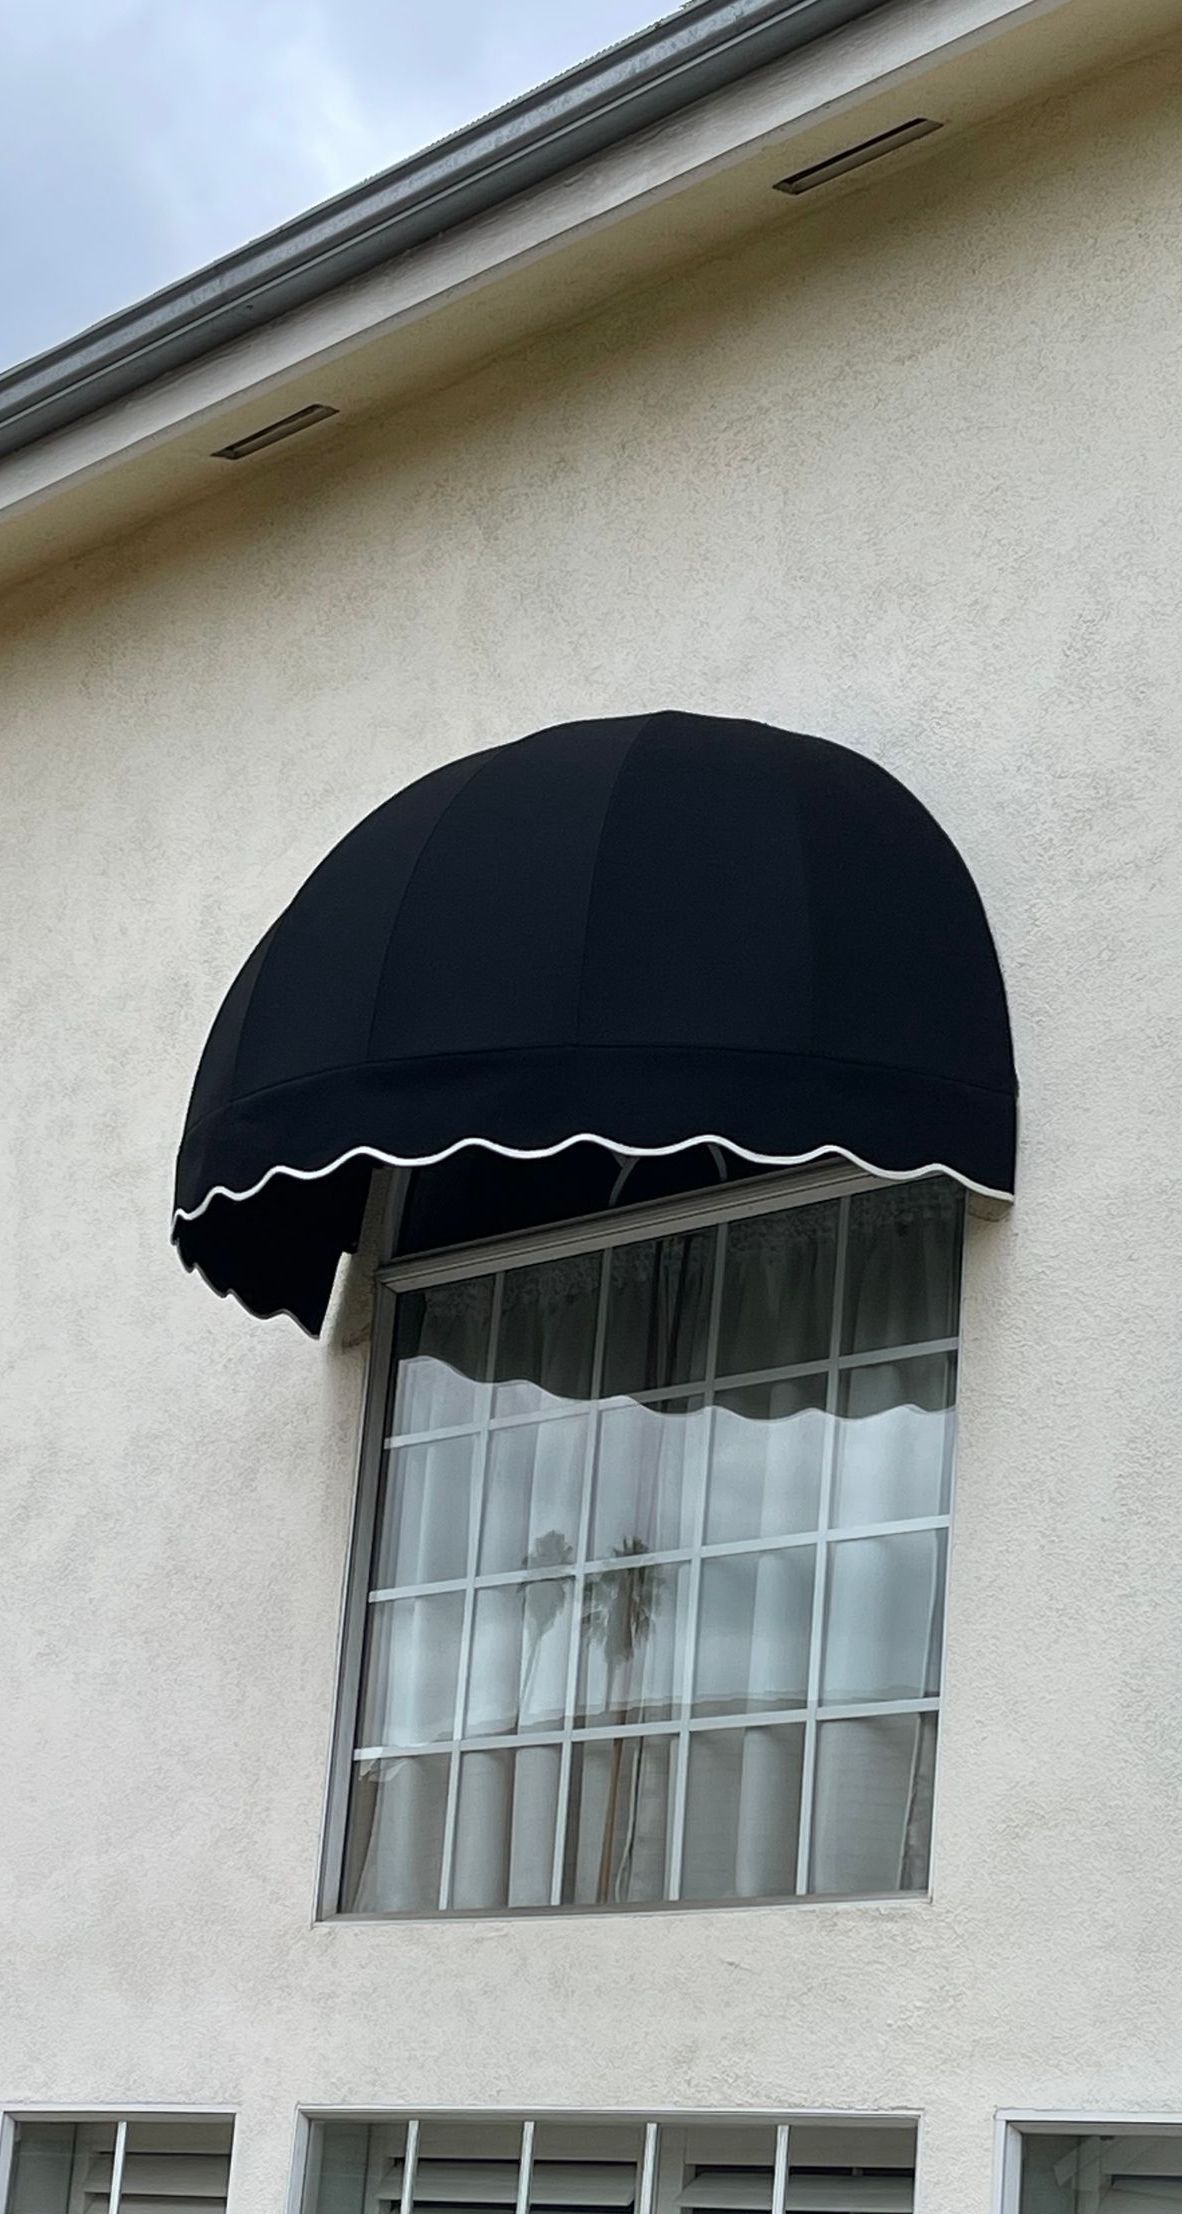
[173,710,1017,1330]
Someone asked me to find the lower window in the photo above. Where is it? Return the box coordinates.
[1012,2124,1182,2210]
[2,2115,234,2214]
[301,2116,918,2214]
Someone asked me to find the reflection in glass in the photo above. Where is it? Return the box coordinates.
[374,1434,475,1589]
[466,1580,574,1738]
[358,1590,464,1747]
[494,1252,600,1415]
[390,1275,494,1433]
[601,1231,713,1397]
[479,1416,587,1573]
[706,1376,827,1544]
[842,1179,963,1353]
[591,1397,705,1560]
[821,1531,946,1705]
[811,1713,935,1894]
[563,1734,674,1905]
[717,1203,838,1376]
[451,1744,562,1911]
[577,1561,686,1726]
[682,1724,804,1901]
[341,1752,449,1912]
[831,1354,955,1527]
[694,1547,814,1716]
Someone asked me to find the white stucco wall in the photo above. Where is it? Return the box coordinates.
[2,35,1182,2214]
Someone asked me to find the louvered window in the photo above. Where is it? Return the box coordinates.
[303,2117,917,2214]
[3,2117,233,2214]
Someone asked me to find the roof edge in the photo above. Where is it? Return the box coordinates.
[0,0,887,461]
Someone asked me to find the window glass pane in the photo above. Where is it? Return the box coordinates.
[494,1253,601,1415]
[562,1734,675,1905]
[590,1398,705,1561]
[601,1230,713,1397]
[7,2122,235,2214]
[479,1415,587,1574]
[374,1435,476,1589]
[577,1561,687,1725]
[831,1354,955,1528]
[466,1580,574,1737]
[391,1275,493,1432]
[811,1713,936,1894]
[451,1744,562,1910]
[693,1548,814,1716]
[679,2122,779,2184]
[121,2121,233,2205]
[1016,2134,1182,2214]
[706,1376,827,1544]
[717,1202,838,1377]
[842,1179,963,1354]
[681,1724,803,1901]
[340,1752,449,1912]
[529,2122,646,2178]
[309,2121,396,2214]
[7,2124,90,2214]
[358,1591,464,1746]
[821,1531,946,1705]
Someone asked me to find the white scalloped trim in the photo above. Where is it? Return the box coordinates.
[172,1133,1014,1231]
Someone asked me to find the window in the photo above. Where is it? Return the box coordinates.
[1,2116,234,2214]
[300,2115,918,2214]
[1010,2124,1182,2210]
[325,1170,963,1916]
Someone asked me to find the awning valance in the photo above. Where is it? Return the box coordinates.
[173,710,1017,1330]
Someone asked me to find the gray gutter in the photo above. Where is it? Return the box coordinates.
[0,0,888,461]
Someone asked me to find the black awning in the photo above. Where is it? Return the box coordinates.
[173,710,1017,1330]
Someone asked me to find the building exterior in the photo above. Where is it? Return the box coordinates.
[2,3,1182,2213]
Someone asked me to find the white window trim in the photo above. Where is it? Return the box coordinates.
[318,1157,966,1921]
[994,2112,1182,2214]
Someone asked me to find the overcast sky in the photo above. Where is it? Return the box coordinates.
[0,0,660,371]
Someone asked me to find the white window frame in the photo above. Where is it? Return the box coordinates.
[318,1157,968,1920]
[995,2114,1182,2214]
[292,2107,924,2214]
[0,2108,238,2214]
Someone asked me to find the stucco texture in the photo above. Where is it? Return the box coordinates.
[2,35,1182,2214]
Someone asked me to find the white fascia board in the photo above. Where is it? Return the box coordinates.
[0,0,1063,527]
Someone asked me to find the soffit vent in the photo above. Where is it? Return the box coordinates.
[211,402,338,460]
[775,117,942,196]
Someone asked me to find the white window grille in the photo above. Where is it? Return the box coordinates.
[0,2116,233,2214]
[301,2116,918,2214]
[324,1167,963,1916]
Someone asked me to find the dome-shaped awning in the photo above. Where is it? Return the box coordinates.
[173,710,1017,1331]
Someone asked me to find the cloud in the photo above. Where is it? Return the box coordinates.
[0,0,658,369]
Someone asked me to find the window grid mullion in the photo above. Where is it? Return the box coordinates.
[353,1693,940,1764]
[796,1193,850,1894]
[108,2120,129,2214]
[367,1511,953,1604]
[549,1243,611,1904]
[667,1217,726,1900]
[437,1269,503,1909]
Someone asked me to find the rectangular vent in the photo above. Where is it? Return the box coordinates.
[212,403,338,460]
[775,118,942,196]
